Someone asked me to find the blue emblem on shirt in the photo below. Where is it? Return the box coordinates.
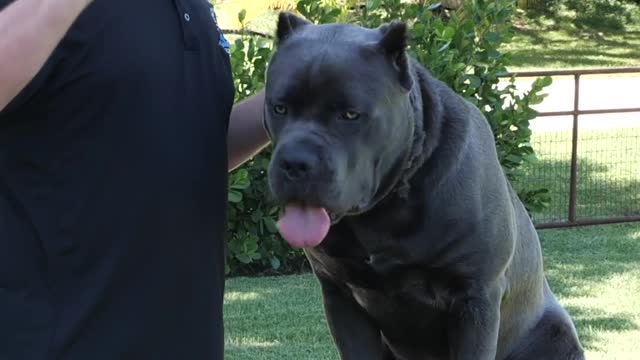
[210,7,230,54]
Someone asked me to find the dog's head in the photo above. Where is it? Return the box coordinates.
[264,13,418,248]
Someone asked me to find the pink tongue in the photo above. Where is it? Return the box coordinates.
[277,205,330,248]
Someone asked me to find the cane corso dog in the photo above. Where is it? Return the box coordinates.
[263,12,585,360]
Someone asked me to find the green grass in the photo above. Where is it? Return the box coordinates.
[539,223,640,360]
[513,126,640,224]
[224,223,640,359]
[504,14,640,71]
[224,275,333,359]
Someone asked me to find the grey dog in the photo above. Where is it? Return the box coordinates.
[263,12,585,360]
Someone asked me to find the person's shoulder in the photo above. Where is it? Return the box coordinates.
[0,0,69,117]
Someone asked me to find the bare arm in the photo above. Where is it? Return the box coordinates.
[0,0,92,111]
[227,90,270,171]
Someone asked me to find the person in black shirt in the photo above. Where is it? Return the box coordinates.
[0,0,269,359]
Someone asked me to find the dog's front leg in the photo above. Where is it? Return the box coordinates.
[447,285,502,360]
[318,276,389,360]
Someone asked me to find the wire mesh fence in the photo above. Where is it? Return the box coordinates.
[507,68,640,228]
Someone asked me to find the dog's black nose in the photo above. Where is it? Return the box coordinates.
[279,150,317,181]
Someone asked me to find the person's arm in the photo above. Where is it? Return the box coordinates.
[227,89,270,171]
[0,0,92,111]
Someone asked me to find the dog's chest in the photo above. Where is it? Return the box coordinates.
[312,243,454,320]
[342,262,453,350]
[310,225,457,355]
[318,220,457,307]
[347,262,454,309]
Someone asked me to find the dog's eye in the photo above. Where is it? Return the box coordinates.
[274,105,288,115]
[341,111,360,120]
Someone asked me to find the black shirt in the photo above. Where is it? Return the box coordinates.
[0,0,234,358]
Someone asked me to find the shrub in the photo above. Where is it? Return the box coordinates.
[225,0,552,276]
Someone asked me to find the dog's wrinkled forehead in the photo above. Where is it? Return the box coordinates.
[267,14,412,111]
[284,23,382,44]
[276,10,384,43]
[267,50,384,110]
[270,32,380,88]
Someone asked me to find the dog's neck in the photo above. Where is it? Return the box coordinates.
[388,79,430,199]
[370,65,445,203]
[371,85,427,204]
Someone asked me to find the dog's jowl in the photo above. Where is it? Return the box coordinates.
[264,12,585,360]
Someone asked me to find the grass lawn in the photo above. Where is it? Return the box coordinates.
[504,15,640,71]
[224,223,640,359]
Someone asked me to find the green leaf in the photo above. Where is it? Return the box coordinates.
[441,26,456,41]
[533,75,553,89]
[484,31,501,44]
[487,50,502,60]
[328,8,342,18]
[236,253,252,264]
[228,190,243,203]
[270,257,281,270]
[238,9,247,24]
[465,75,482,89]
[231,176,250,190]
[265,217,278,233]
[506,154,524,164]
[368,0,382,11]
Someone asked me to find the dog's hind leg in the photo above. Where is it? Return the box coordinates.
[505,307,585,360]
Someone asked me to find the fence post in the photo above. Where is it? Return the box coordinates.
[568,74,580,223]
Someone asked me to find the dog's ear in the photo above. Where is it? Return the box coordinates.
[378,21,413,91]
[276,12,312,43]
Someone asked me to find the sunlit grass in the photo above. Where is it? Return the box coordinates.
[504,13,640,71]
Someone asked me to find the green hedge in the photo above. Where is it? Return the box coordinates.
[224,0,552,276]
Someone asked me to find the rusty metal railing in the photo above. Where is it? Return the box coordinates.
[503,67,640,229]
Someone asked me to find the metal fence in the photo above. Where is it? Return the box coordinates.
[505,68,640,229]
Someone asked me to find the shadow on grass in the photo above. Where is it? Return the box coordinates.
[510,48,640,69]
[564,305,639,352]
[540,222,640,293]
[538,222,640,351]
[507,18,640,69]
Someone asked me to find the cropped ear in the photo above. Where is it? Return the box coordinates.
[276,12,312,43]
[378,21,413,91]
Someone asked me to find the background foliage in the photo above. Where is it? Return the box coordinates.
[224,0,552,276]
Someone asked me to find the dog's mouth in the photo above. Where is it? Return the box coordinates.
[277,203,331,249]
[276,200,372,249]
